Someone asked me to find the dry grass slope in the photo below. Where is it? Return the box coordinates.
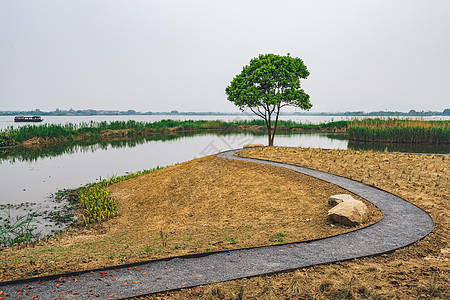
[0,154,380,282]
[137,147,449,299]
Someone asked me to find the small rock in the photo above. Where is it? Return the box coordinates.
[328,199,368,225]
[243,144,265,148]
[328,194,355,207]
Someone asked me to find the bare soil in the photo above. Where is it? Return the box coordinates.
[136,147,449,300]
[0,154,380,282]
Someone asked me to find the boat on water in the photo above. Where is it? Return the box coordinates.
[14,116,43,122]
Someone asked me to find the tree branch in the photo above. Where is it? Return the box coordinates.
[249,107,265,119]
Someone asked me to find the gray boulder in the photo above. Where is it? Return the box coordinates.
[328,199,368,226]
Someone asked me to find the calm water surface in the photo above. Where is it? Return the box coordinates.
[0,132,348,236]
[1,132,347,206]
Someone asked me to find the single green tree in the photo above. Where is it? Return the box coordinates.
[225,54,311,146]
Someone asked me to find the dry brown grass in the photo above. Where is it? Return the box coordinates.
[136,147,449,300]
[0,154,380,281]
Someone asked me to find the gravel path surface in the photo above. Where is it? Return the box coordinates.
[0,149,434,299]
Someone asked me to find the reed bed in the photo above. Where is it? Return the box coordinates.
[348,118,450,143]
[0,120,349,146]
[78,166,165,224]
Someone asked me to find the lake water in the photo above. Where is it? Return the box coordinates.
[1,132,348,205]
[0,131,350,237]
[1,116,449,239]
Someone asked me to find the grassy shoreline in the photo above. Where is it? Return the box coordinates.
[1,119,448,149]
[0,119,347,147]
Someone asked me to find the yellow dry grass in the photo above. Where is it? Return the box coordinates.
[137,147,449,300]
[0,154,380,281]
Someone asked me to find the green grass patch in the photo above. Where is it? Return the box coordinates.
[78,166,165,224]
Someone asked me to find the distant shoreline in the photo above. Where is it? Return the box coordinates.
[1,108,449,117]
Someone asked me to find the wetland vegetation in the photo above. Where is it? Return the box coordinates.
[78,166,165,224]
[348,118,450,143]
[0,119,348,147]
[1,119,448,150]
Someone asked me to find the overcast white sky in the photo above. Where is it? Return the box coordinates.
[0,0,449,113]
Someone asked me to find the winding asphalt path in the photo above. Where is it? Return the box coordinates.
[0,149,434,299]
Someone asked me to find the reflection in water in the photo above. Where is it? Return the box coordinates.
[348,141,450,154]
[0,131,348,163]
[0,132,199,163]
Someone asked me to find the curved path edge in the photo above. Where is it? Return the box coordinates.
[0,149,434,299]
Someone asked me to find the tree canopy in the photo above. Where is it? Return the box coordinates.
[225,53,311,146]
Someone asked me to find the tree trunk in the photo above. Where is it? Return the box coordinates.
[270,106,281,146]
[264,106,281,147]
[267,126,273,146]
[264,109,273,146]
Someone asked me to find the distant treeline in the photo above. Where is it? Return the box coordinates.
[0,109,241,116]
[1,108,449,116]
[0,119,347,147]
[309,109,450,117]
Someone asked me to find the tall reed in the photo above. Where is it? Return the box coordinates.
[348,118,450,143]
